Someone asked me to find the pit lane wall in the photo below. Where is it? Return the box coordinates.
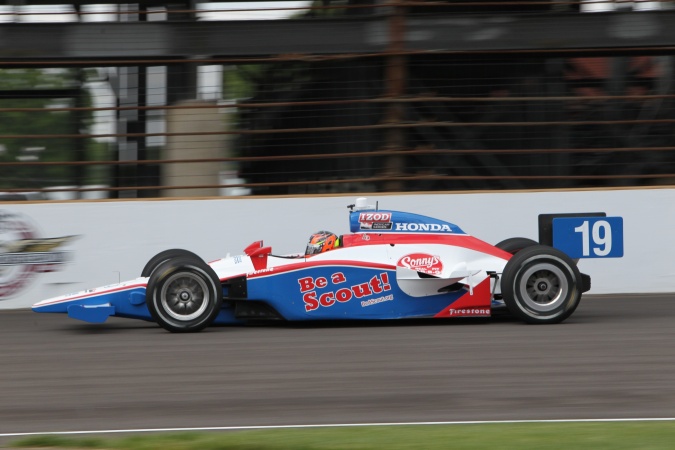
[0,188,672,309]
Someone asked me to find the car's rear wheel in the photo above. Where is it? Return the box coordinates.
[141,249,202,278]
[146,257,223,333]
[495,237,539,255]
[501,245,582,324]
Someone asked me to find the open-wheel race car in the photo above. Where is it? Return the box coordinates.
[33,197,599,332]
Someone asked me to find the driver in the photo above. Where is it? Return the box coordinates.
[305,231,340,256]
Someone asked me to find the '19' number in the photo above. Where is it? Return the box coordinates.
[574,220,612,256]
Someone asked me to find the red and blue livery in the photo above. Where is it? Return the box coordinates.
[33,198,596,332]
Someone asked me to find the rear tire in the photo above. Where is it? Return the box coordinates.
[142,249,202,278]
[501,245,582,324]
[495,237,538,255]
[146,257,223,333]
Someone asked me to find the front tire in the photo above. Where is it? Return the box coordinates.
[501,245,582,324]
[141,249,202,278]
[146,257,223,332]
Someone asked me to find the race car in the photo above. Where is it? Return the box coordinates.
[33,197,596,332]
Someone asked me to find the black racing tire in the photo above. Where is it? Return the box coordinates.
[146,257,223,333]
[501,245,583,324]
[495,237,539,255]
[141,249,203,278]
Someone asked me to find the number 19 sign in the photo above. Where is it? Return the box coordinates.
[553,217,624,258]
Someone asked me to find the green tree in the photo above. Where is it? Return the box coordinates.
[0,68,107,191]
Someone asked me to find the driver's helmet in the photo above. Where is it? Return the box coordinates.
[305,231,338,256]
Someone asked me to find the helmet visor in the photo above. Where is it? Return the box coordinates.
[305,242,324,255]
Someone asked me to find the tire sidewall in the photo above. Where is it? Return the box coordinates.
[502,246,582,324]
[146,257,223,332]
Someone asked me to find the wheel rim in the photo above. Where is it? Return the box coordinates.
[517,263,568,312]
[159,271,211,321]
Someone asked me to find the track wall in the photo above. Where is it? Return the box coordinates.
[0,188,671,309]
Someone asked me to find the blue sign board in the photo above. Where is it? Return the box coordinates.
[553,217,624,258]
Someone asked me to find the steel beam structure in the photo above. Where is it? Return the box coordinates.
[1,12,675,62]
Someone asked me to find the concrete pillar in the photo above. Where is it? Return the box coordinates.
[163,100,227,197]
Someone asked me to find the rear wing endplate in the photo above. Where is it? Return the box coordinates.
[539,212,623,259]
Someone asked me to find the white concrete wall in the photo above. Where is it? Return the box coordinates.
[1,188,673,309]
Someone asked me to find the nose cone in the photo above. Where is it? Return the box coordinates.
[32,295,72,313]
[32,280,152,324]
[32,299,68,313]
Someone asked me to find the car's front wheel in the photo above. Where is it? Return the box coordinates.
[141,248,203,278]
[501,245,582,324]
[146,257,223,332]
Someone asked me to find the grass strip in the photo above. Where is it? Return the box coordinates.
[8,421,675,450]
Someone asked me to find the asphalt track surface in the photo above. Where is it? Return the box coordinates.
[1,294,675,442]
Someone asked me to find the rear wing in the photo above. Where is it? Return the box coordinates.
[539,213,624,259]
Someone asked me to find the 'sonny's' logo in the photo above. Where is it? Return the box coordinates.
[397,253,443,276]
